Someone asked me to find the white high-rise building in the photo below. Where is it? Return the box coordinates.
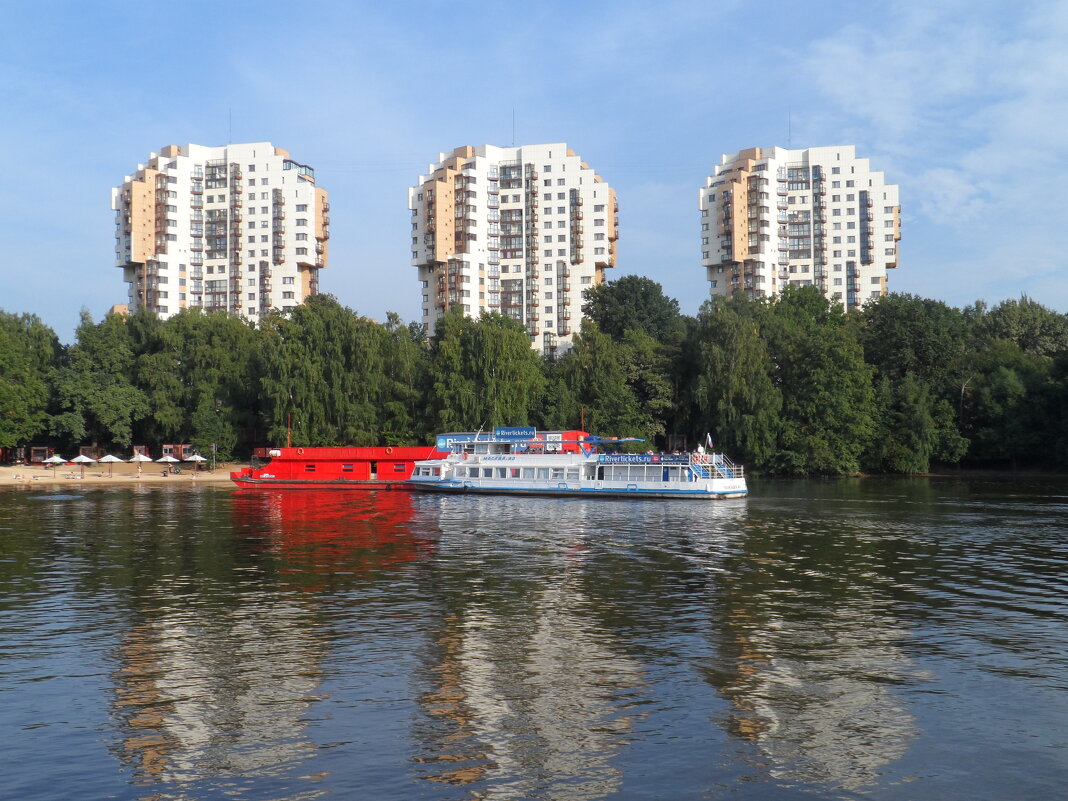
[699,146,900,310]
[112,142,330,321]
[410,143,618,355]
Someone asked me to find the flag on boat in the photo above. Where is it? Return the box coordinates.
[706,433,714,449]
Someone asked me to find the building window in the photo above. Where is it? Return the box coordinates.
[283,276,295,285]
[296,247,308,255]
[296,204,308,212]
[283,291,295,299]
[296,219,307,226]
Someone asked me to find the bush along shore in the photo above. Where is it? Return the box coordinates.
[3,279,1067,477]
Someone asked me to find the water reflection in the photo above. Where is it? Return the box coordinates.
[111,489,432,799]
[232,490,435,591]
[701,494,920,791]
[413,501,646,799]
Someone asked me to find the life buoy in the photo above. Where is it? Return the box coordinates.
[296,448,304,455]
[385,447,393,455]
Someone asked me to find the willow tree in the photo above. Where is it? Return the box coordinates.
[259,295,385,446]
[554,321,647,438]
[692,298,781,468]
[426,310,544,432]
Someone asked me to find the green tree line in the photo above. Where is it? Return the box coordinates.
[2,277,1067,474]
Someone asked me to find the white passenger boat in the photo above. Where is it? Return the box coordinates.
[408,428,748,499]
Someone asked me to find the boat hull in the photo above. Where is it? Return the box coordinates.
[232,477,412,490]
[409,479,748,499]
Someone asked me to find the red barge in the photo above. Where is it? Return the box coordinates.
[230,445,446,490]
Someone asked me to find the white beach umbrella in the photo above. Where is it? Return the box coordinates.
[98,454,125,477]
[43,454,66,477]
[130,452,153,476]
[157,455,180,474]
[71,454,96,478]
[184,453,207,472]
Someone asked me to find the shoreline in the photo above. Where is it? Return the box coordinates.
[0,463,242,488]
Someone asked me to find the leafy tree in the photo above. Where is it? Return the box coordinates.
[379,312,430,444]
[691,299,781,466]
[979,296,1068,358]
[760,287,875,475]
[259,295,384,446]
[0,311,60,448]
[555,321,647,438]
[426,310,545,431]
[582,275,682,341]
[51,311,149,449]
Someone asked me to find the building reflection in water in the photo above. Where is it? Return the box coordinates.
[111,489,430,798]
[698,528,922,791]
[413,536,646,799]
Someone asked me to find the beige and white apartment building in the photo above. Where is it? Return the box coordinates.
[410,143,618,355]
[113,142,329,321]
[699,146,900,310]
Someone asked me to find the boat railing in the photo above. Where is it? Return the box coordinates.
[691,452,744,480]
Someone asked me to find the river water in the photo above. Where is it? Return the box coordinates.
[2,477,1067,800]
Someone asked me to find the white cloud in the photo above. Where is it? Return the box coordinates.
[801,0,1068,310]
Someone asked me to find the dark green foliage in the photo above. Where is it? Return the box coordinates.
[0,312,59,448]
[426,309,545,432]
[582,275,682,341]
[2,285,1066,474]
[51,311,149,448]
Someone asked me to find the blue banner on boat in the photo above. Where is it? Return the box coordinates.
[494,426,537,440]
[599,454,691,464]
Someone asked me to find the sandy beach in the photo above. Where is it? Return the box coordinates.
[0,461,243,487]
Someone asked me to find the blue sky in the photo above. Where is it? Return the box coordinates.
[2,0,1065,341]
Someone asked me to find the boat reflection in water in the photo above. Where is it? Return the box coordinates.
[110,489,433,797]
[230,489,435,591]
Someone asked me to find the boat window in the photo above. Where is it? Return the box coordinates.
[537,468,550,480]
[522,468,535,479]
[455,467,465,477]
[432,467,441,476]
[475,443,489,454]
[305,464,316,472]
[342,464,354,472]
[510,468,520,478]
[566,469,580,480]
[550,468,564,480]
[393,464,405,473]
[495,468,507,478]
[482,468,494,478]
